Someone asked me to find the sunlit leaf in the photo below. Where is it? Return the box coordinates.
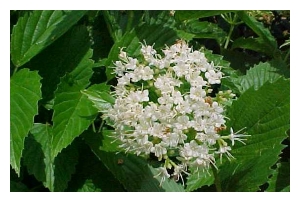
[81,83,114,112]
[219,78,290,191]
[11,10,86,67]
[10,68,41,176]
[52,48,97,158]
[238,61,284,93]
[186,169,214,191]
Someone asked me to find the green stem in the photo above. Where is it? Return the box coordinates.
[224,24,234,49]
[92,122,96,133]
[212,166,222,192]
[98,119,105,133]
[223,13,240,49]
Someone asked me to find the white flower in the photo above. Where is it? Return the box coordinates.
[130,65,154,82]
[157,94,173,105]
[172,164,189,185]
[117,76,130,86]
[143,102,159,121]
[105,40,249,185]
[151,143,167,160]
[118,49,128,62]
[148,122,164,137]
[174,115,190,130]
[205,69,222,84]
[154,74,181,94]
[187,72,207,87]
[114,61,126,76]
[154,167,170,186]
[141,43,156,57]
[228,127,250,146]
[162,132,179,147]
[196,129,220,146]
[173,60,189,77]
[172,90,184,105]
[126,90,149,103]
[190,86,206,101]
[215,145,234,163]
[172,128,187,144]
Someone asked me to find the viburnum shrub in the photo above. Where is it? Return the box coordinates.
[10,10,290,192]
[104,40,249,185]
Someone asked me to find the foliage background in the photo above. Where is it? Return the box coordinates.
[10,10,290,192]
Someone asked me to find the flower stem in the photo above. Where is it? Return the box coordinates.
[212,166,222,192]
[224,24,234,49]
[223,13,240,49]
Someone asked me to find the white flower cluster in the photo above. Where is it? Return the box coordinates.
[106,40,249,186]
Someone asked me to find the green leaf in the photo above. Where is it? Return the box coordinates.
[143,11,195,41]
[52,48,97,158]
[232,37,274,57]
[84,130,184,192]
[81,83,115,112]
[102,10,124,41]
[53,139,79,191]
[181,20,227,43]
[102,10,144,42]
[236,11,278,57]
[10,68,41,176]
[219,78,290,191]
[23,124,79,191]
[11,10,87,67]
[221,48,260,74]
[135,22,178,48]
[83,129,120,153]
[266,162,290,192]
[238,61,283,93]
[145,10,176,26]
[203,49,231,68]
[175,10,235,21]
[185,169,214,191]
[52,82,98,158]
[23,25,92,102]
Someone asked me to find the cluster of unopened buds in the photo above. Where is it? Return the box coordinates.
[105,40,249,186]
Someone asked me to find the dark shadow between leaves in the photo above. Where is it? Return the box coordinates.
[23,134,47,185]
